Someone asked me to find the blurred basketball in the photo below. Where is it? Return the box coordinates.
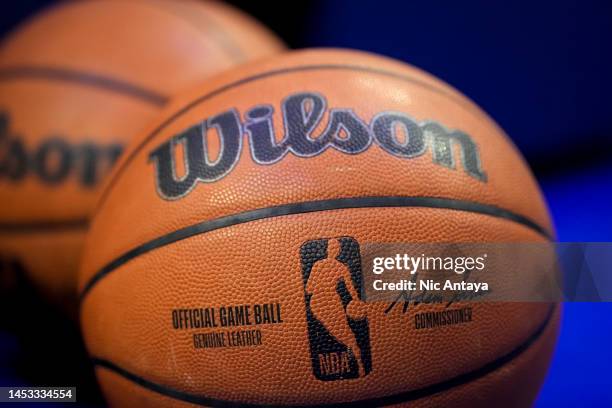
[79,49,559,406]
[0,0,283,308]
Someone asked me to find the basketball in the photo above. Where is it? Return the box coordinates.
[346,298,368,320]
[79,49,560,406]
[0,0,284,307]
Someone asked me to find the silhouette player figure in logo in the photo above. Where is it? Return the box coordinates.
[306,239,366,377]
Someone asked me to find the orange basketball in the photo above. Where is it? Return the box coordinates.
[0,0,283,307]
[79,49,560,406]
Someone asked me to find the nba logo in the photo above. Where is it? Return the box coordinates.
[300,237,372,381]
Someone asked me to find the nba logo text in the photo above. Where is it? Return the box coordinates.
[300,237,372,381]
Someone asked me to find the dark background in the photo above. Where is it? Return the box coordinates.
[1,0,611,406]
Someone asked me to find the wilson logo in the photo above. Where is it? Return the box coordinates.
[149,92,486,200]
[0,112,123,187]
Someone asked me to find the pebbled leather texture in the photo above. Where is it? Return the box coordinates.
[80,49,559,407]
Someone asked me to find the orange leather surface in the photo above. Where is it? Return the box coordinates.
[79,49,558,405]
[0,0,284,302]
[95,306,560,407]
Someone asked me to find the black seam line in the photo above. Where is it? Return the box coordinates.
[0,219,89,232]
[0,66,168,106]
[93,63,478,213]
[80,196,551,302]
[92,304,557,408]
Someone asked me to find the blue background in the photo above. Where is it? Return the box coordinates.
[1,0,611,406]
[303,1,612,405]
